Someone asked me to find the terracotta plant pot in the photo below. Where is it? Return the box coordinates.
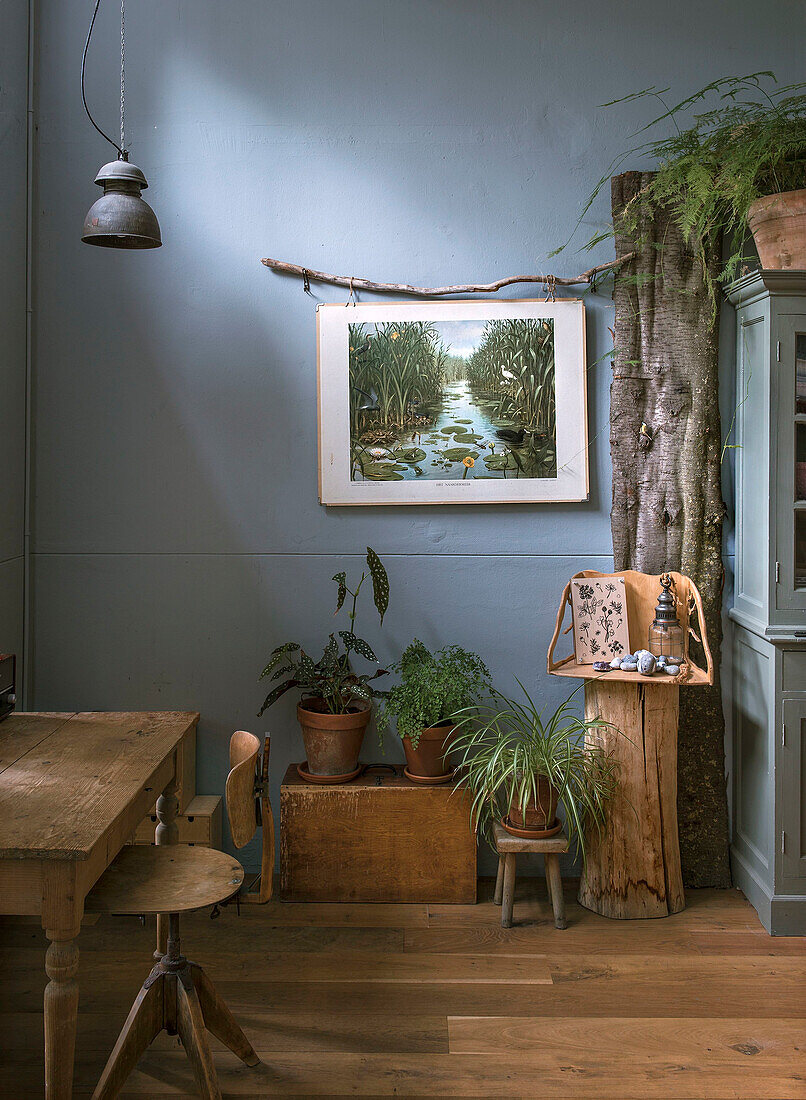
[402,722,455,779]
[296,700,371,777]
[505,774,559,837]
[747,188,806,270]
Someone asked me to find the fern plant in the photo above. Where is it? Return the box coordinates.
[451,682,620,857]
[377,639,491,749]
[555,72,806,306]
[258,548,390,716]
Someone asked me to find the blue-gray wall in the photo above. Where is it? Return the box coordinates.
[0,0,29,690]
[24,0,801,871]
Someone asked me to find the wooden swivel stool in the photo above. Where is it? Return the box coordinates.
[492,821,569,929]
[86,731,274,1099]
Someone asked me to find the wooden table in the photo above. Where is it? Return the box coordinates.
[0,711,199,1099]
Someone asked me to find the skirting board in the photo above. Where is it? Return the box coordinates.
[731,845,806,936]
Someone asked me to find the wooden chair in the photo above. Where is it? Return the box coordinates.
[86,731,274,1100]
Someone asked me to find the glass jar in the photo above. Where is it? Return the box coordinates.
[648,574,684,660]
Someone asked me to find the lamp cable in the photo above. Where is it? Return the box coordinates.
[81,0,125,158]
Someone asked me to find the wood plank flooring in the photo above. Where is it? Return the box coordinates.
[1,879,804,1098]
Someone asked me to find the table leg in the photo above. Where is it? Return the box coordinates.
[501,853,516,929]
[155,774,179,959]
[44,925,80,1100]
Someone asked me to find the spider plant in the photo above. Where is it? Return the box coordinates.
[451,682,620,858]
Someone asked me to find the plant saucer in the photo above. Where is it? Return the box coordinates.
[404,766,456,786]
[501,816,563,839]
[297,761,364,785]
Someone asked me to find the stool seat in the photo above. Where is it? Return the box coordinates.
[86,844,245,915]
[492,821,569,853]
[492,822,569,929]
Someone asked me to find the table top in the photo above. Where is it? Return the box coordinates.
[0,712,199,861]
[548,658,710,686]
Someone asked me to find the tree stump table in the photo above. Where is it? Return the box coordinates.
[547,570,713,919]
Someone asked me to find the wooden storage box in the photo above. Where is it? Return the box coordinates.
[131,794,222,849]
[280,764,477,903]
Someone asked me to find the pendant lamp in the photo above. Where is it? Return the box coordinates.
[81,0,161,248]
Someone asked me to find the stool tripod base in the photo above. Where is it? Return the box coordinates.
[92,944,259,1100]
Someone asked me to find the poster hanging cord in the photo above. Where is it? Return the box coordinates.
[301,268,310,294]
[545,274,557,302]
[345,275,357,306]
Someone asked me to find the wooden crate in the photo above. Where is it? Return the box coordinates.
[280,764,476,903]
[131,794,222,849]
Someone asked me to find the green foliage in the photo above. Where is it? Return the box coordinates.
[349,321,448,436]
[465,319,556,436]
[377,639,492,749]
[556,72,806,308]
[258,549,390,716]
[451,682,620,858]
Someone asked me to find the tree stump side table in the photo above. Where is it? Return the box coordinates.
[547,569,714,920]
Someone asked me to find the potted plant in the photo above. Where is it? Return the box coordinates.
[555,72,806,301]
[377,639,491,783]
[258,548,390,780]
[451,683,619,851]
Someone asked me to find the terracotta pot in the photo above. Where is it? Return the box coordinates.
[402,722,455,778]
[747,188,806,270]
[296,700,371,777]
[507,775,559,835]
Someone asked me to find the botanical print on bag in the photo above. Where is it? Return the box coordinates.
[570,577,630,663]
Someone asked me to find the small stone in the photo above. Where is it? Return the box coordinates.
[593,661,611,672]
[620,659,638,672]
[609,657,622,669]
[635,649,652,660]
[638,653,657,676]
[668,656,684,665]
[664,665,680,676]
[621,653,635,663]
[656,654,668,667]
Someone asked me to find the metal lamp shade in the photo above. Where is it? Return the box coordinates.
[81,159,162,248]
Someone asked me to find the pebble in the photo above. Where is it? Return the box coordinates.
[664,665,680,676]
[656,654,668,668]
[638,653,657,676]
[593,661,611,672]
[620,659,638,672]
[609,657,622,669]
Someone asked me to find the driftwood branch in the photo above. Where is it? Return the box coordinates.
[260,254,635,297]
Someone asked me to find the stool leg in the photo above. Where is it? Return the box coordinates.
[493,855,504,905]
[546,854,567,930]
[501,853,516,928]
[544,857,553,906]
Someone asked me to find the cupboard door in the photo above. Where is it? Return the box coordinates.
[775,318,806,613]
[781,698,806,887]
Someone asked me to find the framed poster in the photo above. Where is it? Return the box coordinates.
[317,299,588,505]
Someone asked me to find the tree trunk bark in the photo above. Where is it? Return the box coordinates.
[610,171,731,888]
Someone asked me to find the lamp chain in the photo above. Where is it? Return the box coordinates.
[119,0,125,155]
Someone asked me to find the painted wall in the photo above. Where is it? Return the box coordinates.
[0,0,28,688]
[27,0,801,872]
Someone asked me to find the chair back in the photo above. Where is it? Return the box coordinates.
[226,731,261,848]
[224,731,275,902]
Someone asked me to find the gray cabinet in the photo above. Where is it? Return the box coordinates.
[727,271,806,934]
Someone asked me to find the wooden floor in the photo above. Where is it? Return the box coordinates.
[1,879,805,1098]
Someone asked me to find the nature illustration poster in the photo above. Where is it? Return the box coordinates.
[318,300,588,505]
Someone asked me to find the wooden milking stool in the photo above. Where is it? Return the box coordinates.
[492,821,569,929]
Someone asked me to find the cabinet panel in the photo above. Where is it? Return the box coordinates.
[734,311,771,622]
[782,650,806,692]
[732,632,773,874]
[781,699,806,887]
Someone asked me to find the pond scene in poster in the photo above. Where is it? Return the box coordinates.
[349,318,557,482]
